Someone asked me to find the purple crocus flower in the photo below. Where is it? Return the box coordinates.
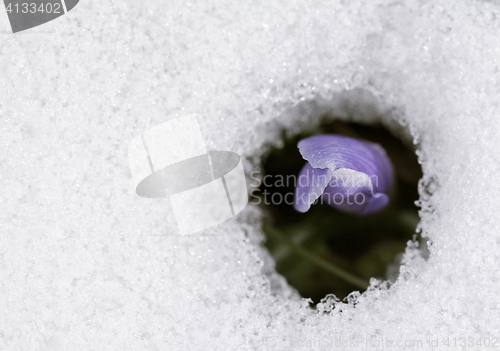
[294,134,394,215]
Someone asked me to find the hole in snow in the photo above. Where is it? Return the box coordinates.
[256,89,425,304]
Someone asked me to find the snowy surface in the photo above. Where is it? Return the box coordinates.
[1,0,500,350]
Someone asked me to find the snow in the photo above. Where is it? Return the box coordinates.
[1,0,500,350]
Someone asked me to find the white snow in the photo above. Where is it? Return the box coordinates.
[1,0,500,350]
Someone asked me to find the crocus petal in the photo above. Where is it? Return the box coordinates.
[321,168,390,215]
[293,134,394,215]
[294,161,333,212]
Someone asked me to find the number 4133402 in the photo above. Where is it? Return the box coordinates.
[442,337,498,348]
[5,2,62,14]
